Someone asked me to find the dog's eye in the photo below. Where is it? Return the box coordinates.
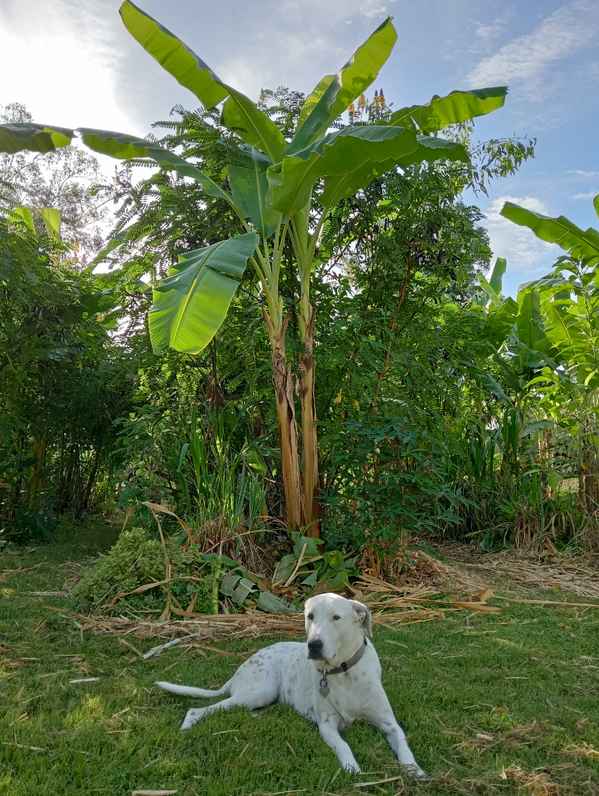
[307,613,314,621]
[332,615,341,621]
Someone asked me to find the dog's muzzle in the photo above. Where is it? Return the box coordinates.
[307,639,324,659]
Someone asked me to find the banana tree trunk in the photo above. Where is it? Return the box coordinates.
[266,313,303,529]
[299,303,320,536]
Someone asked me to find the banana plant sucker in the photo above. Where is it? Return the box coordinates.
[0,0,509,532]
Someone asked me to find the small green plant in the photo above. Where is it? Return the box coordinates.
[272,532,358,592]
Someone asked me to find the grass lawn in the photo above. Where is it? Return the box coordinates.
[1,525,599,795]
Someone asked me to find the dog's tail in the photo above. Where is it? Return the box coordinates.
[155,679,231,699]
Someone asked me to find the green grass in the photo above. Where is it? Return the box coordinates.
[1,524,599,795]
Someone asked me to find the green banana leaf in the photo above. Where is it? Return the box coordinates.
[39,208,62,238]
[120,0,283,160]
[7,206,62,239]
[489,256,507,294]
[321,134,466,209]
[501,202,599,266]
[289,17,397,154]
[389,87,507,132]
[78,128,230,202]
[269,124,418,215]
[485,296,518,349]
[220,85,285,162]
[543,297,576,352]
[119,0,227,109]
[391,135,467,168]
[516,287,551,356]
[149,232,258,354]
[8,207,36,234]
[477,274,498,304]
[0,123,74,153]
[228,147,280,238]
[296,75,335,130]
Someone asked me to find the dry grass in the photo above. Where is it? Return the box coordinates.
[563,742,599,760]
[71,573,500,650]
[499,764,562,796]
[434,543,599,599]
[454,722,550,753]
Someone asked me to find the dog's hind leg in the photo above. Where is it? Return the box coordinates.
[181,697,237,730]
[180,688,278,731]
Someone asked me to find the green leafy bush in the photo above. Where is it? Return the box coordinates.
[71,526,215,614]
[72,527,165,612]
[323,416,465,554]
[70,525,295,616]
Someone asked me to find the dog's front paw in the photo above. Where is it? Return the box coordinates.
[403,763,429,781]
[342,760,361,774]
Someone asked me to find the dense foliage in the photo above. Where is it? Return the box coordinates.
[0,2,596,588]
[0,213,134,538]
[3,86,597,563]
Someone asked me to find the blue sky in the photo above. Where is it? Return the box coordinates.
[1,0,598,294]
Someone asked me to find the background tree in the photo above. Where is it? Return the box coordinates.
[0,103,106,261]
[0,212,134,536]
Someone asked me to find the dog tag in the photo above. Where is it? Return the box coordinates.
[319,674,329,697]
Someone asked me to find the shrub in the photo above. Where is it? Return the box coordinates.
[71,526,214,614]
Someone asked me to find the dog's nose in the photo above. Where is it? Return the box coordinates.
[307,638,324,658]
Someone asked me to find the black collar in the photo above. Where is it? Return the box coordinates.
[318,638,367,696]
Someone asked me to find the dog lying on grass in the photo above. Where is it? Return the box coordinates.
[156,592,427,778]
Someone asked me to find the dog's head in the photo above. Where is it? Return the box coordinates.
[304,593,372,667]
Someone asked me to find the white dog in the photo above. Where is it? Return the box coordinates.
[156,592,427,778]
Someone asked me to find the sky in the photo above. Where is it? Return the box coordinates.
[1,0,598,295]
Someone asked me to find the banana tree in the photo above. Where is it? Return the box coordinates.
[501,199,599,384]
[501,197,599,513]
[0,1,509,533]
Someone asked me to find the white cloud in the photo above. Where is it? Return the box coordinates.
[220,30,334,100]
[484,196,560,275]
[572,191,598,200]
[475,21,503,43]
[281,0,395,22]
[568,169,599,179]
[217,0,390,101]
[0,0,141,136]
[473,10,513,46]
[467,0,599,99]
[359,1,394,20]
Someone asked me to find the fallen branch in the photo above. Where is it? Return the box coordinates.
[69,677,101,684]
[131,790,177,796]
[143,634,206,660]
[354,774,405,788]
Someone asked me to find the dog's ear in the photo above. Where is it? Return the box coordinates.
[351,600,373,638]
